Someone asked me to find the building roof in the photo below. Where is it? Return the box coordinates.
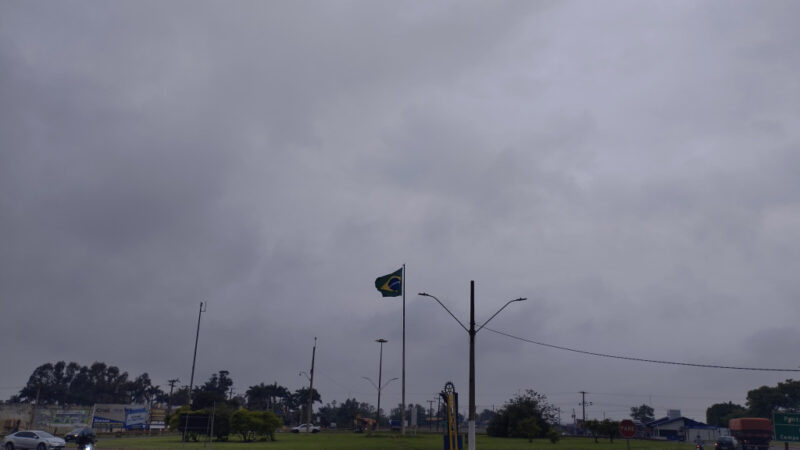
[647,416,716,429]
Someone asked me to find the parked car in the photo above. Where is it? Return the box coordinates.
[63,427,95,443]
[291,423,320,433]
[714,436,738,450]
[2,430,66,449]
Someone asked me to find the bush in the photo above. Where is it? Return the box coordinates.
[230,409,283,442]
[487,390,556,439]
[170,405,232,442]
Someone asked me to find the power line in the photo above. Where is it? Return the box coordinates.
[484,327,800,372]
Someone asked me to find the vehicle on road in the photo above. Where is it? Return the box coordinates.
[63,427,94,443]
[729,418,772,450]
[714,436,738,450]
[354,417,375,433]
[2,430,66,450]
[291,423,320,433]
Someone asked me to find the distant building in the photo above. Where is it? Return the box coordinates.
[647,411,720,442]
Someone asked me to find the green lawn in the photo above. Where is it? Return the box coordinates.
[91,433,701,450]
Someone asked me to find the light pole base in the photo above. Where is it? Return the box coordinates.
[468,420,476,450]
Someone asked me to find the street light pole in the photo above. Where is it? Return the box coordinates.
[420,281,526,450]
[469,282,476,448]
[376,338,387,429]
[362,374,398,431]
[306,337,317,430]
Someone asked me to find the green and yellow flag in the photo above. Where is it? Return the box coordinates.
[375,268,403,297]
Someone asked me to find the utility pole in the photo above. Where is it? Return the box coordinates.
[306,337,317,430]
[30,385,41,428]
[167,378,180,415]
[188,302,206,401]
[184,301,205,442]
[572,408,577,434]
[579,391,592,435]
[437,395,441,432]
[427,399,435,431]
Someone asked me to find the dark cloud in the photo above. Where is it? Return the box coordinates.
[2,0,800,422]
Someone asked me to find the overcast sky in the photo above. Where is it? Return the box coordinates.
[2,0,800,423]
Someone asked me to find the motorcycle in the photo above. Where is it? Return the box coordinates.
[75,436,95,450]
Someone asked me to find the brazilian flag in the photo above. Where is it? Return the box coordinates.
[375,268,403,297]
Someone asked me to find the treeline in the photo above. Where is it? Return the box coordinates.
[7,362,379,429]
[8,361,163,406]
[6,362,324,420]
[706,379,800,426]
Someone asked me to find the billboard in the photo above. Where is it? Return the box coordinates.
[92,404,148,430]
[51,409,91,427]
[149,408,166,430]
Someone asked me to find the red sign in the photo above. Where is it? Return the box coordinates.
[619,419,636,438]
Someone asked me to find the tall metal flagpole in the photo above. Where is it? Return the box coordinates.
[401,263,406,436]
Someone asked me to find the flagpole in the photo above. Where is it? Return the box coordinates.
[401,263,406,436]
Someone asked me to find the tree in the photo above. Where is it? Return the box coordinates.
[246,383,271,410]
[517,417,541,443]
[745,379,800,418]
[779,379,800,408]
[170,386,191,408]
[487,390,557,439]
[192,371,235,410]
[478,409,496,427]
[747,385,786,418]
[14,361,151,405]
[231,409,260,442]
[706,402,746,427]
[171,404,233,442]
[629,404,654,423]
[257,410,282,441]
[292,387,321,424]
[599,419,619,443]
[200,370,234,397]
[335,398,374,428]
[192,390,226,410]
[584,420,601,443]
[390,403,427,426]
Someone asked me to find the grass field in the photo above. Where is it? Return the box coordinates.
[90,432,704,450]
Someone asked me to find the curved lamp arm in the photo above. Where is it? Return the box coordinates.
[476,298,527,333]
[418,292,469,333]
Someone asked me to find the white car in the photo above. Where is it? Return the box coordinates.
[3,430,66,450]
[291,423,320,433]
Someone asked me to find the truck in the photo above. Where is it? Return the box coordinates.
[729,418,772,450]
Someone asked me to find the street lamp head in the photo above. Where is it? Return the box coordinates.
[513,297,527,303]
[376,338,387,343]
[418,292,430,297]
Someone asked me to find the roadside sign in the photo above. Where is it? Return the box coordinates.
[774,412,800,442]
[619,419,636,439]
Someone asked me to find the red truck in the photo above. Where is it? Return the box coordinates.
[729,418,772,450]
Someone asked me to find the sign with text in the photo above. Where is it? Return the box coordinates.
[619,419,636,439]
[775,412,800,442]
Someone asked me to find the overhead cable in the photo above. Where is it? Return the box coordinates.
[484,327,800,372]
